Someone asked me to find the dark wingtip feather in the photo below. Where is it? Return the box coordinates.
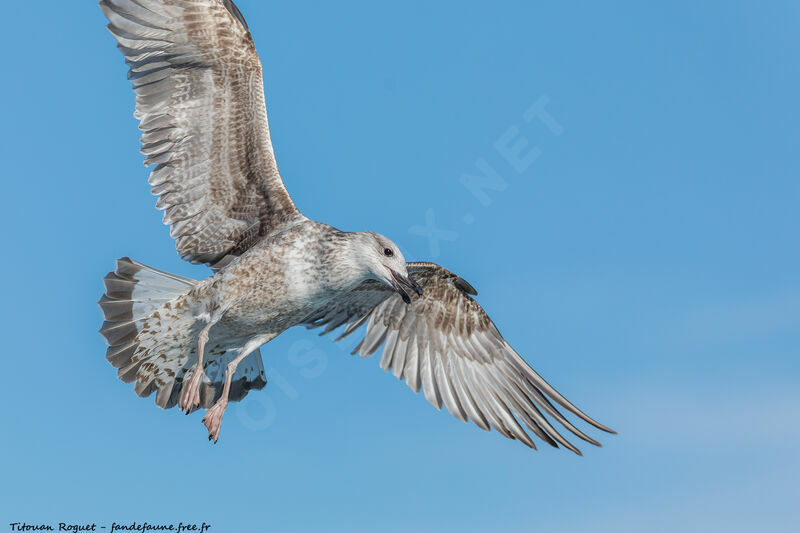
[585,419,617,435]
[223,0,249,31]
[453,277,478,296]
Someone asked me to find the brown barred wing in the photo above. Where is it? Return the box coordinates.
[304,262,615,454]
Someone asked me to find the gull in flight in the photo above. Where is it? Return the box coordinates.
[98,0,614,451]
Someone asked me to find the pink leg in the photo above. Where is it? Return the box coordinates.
[178,322,213,413]
[202,338,266,443]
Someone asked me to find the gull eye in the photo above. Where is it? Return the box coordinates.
[384,248,394,257]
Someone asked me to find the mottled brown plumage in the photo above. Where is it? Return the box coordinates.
[303,263,614,453]
[98,0,614,450]
[101,0,300,268]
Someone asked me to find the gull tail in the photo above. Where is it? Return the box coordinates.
[98,257,266,410]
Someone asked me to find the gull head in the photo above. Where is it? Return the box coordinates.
[355,232,422,304]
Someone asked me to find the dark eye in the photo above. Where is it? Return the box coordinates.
[384,248,394,257]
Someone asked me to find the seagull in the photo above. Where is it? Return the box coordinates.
[98,0,614,451]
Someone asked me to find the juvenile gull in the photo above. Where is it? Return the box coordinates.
[98,0,615,451]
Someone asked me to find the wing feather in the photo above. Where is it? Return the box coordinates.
[304,262,615,453]
[101,0,301,267]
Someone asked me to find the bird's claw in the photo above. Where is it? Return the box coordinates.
[178,368,205,413]
[202,399,228,444]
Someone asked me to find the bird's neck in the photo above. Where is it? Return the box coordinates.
[321,232,374,291]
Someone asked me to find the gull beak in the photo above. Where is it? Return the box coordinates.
[385,267,423,304]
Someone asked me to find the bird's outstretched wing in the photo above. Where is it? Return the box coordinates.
[304,262,615,453]
[100,0,301,268]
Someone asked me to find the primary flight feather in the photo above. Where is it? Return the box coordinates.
[98,0,614,451]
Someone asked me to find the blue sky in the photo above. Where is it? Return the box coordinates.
[2,1,799,531]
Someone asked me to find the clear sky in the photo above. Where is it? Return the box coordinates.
[1,1,798,532]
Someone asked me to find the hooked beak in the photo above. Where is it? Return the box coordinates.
[385,267,423,304]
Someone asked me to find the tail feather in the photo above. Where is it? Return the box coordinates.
[100,257,198,395]
[99,257,197,325]
[99,257,267,410]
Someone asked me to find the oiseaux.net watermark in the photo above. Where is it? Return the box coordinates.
[410,94,564,258]
[229,94,566,433]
